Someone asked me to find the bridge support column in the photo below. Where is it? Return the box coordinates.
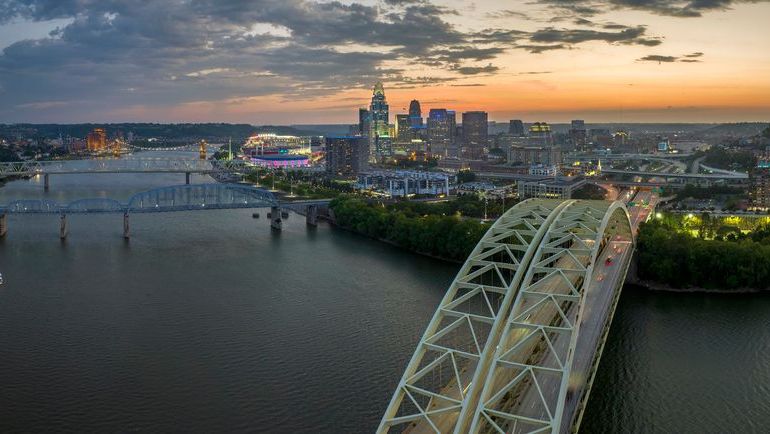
[44,173,50,191]
[306,204,318,226]
[123,212,130,239]
[270,206,282,231]
[0,214,6,238]
[59,214,67,240]
[185,172,191,185]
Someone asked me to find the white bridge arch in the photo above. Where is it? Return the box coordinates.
[379,199,634,434]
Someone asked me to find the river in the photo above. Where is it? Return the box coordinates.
[1,154,769,432]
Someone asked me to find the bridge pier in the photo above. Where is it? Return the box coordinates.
[123,212,130,239]
[44,174,50,191]
[0,214,6,238]
[306,204,318,226]
[59,214,67,240]
[270,206,282,231]
[185,172,191,185]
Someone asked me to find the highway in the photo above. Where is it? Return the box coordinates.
[627,190,659,231]
[558,239,632,432]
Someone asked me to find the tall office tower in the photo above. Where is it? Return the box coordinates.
[427,109,456,158]
[529,122,553,147]
[408,99,423,128]
[396,114,411,143]
[462,111,488,159]
[86,128,107,152]
[368,81,390,159]
[569,119,587,149]
[358,108,370,136]
[509,119,525,136]
[325,136,369,176]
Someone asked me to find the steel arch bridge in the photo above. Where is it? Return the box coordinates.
[0,158,253,177]
[379,199,634,434]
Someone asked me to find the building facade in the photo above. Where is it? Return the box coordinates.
[508,145,562,166]
[509,119,525,136]
[325,136,369,177]
[86,128,107,152]
[462,111,488,159]
[750,168,770,210]
[427,109,456,158]
[408,100,423,128]
[369,82,390,160]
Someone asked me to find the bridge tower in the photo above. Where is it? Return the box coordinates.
[199,140,207,160]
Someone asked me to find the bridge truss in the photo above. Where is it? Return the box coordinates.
[379,199,634,434]
[0,158,254,177]
[0,184,277,214]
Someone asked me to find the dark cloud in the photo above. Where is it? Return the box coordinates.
[529,26,662,46]
[534,0,769,18]
[452,64,499,75]
[486,10,531,19]
[685,51,705,57]
[638,55,679,62]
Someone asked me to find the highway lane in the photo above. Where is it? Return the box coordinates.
[558,240,632,433]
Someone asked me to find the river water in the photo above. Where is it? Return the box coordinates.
[1,154,769,433]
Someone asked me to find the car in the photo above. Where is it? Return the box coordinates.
[605,256,613,266]
[597,273,605,281]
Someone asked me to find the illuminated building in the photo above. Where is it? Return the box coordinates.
[250,154,309,169]
[396,114,411,143]
[409,100,423,128]
[86,128,107,152]
[518,176,586,199]
[356,170,451,198]
[325,136,369,176]
[462,111,488,159]
[242,133,313,157]
[613,130,629,148]
[528,122,553,147]
[509,120,525,136]
[427,109,456,158]
[368,82,390,160]
[750,168,770,210]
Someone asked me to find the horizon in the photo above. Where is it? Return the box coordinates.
[1,0,769,124]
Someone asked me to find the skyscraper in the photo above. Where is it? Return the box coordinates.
[462,111,488,159]
[569,119,587,149]
[427,109,456,158]
[325,136,369,176]
[368,81,390,159]
[509,120,525,136]
[408,100,422,128]
[358,108,370,136]
[396,114,411,143]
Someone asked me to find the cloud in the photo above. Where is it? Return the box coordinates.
[534,0,770,18]
[638,55,679,62]
[529,26,662,46]
[638,51,707,63]
[452,64,500,75]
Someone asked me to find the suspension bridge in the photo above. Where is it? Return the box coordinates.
[379,199,635,434]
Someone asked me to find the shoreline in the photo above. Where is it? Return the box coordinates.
[330,215,766,295]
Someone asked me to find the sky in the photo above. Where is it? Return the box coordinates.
[0,0,769,124]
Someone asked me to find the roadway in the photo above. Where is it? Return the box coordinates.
[627,190,659,231]
[558,239,632,432]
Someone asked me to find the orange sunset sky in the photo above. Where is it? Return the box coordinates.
[0,0,768,124]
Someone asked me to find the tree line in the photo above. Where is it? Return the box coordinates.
[637,220,770,290]
[329,197,489,262]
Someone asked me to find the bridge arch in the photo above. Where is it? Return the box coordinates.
[2,199,60,214]
[379,199,634,434]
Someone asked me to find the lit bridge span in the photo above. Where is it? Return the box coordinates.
[0,159,256,189]
[0,184,330,238]
[380,199,635,434]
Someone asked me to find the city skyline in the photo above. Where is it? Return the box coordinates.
[0,0,769,124]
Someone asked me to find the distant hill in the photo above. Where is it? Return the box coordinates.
[700,122,769,137]
[0,123,325,140]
